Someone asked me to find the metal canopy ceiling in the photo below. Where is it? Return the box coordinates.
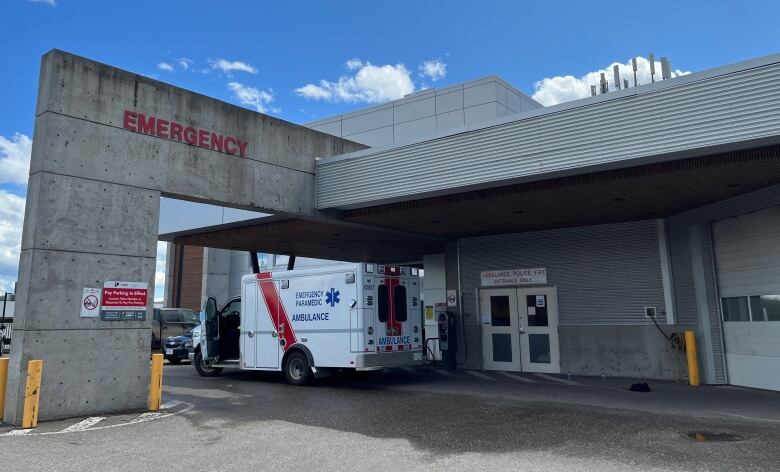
[173,216,447,263]
[342,145,780,238]
[174,145,780,260]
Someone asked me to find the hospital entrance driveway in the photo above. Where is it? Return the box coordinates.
[2,364,780,472]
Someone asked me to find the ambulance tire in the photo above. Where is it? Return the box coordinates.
[284,351,311,386]
[194,351,223,377]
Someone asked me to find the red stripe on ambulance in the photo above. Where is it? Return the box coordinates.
[256,272,297,351]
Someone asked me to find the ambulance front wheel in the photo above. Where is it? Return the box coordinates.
[284,351,311,385]
[194,351,223,377]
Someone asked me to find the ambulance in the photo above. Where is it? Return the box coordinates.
[192,263,424,384]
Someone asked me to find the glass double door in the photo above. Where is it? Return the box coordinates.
[481,286,560,373]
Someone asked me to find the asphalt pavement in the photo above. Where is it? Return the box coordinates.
[1,363,779,471]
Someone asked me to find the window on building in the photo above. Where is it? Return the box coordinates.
[748,295,780,321]
[722,294,780,322]
[377,285,389,323]
[394,285,408,322]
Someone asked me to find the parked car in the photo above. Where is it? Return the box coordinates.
[163,329,195,364]
[151,308,200,349]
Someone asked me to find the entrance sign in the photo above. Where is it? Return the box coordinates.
[80,288,101,318]
[480,268,547,287]
[123,111,249,157]
[100,281,148,321]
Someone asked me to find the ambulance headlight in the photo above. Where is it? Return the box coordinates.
[184,340,192,348]
[367,326,374,335]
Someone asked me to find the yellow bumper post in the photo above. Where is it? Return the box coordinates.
[22,359,43,429]
[684,330,700,387]
[0,357,8,420]
[148,353,163,411]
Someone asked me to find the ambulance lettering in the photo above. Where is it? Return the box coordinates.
[377,335,412,347]
[291,312,330,321]
[295,290,324,306]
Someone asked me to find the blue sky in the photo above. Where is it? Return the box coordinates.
[1,0,780,298]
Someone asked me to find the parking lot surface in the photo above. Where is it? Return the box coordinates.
[2,363,779,471]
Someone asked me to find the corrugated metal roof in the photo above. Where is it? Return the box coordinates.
[317,53,780,210]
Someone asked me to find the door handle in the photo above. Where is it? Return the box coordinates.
[247,330,254,338]
[519,325,526,334]
[271,331,278,338]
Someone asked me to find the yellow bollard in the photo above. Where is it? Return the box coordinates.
[148,353,163,411]
[0,357,8,421]
[22,359,43,429]
[684,330,700,387]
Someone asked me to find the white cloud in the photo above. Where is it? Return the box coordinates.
[29,0,56,6]
[345,58,363,70]
[177,58,193,70]
[419,59,447,82]
[211,59,258,75]
[0,190,25,291]
[295,59,415,104]
[532,56,691,106]
[228,82,278,114]
[154,241,167,303]
[157,62,174,73]
[0,133,32,186]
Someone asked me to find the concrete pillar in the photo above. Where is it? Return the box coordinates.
[7,49,360,423]
[689,224,720,385]
[6,171,159,423]
[201,248,231,306]
[422,254,446,360]
[163,242,175,307]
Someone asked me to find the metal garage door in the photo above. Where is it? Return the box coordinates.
[712,207,780,391]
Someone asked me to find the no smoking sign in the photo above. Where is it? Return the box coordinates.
[80,288,101,318]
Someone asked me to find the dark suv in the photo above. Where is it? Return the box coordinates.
[151,308,200,349]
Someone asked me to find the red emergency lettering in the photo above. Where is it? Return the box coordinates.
[210,133,223,152]
[224,136,237,155]
[170,122,183,141]
[198,129,209,148]
[137,114,155,134]
[184,127,197,145]
[123,110,137,131]
[155,119,169,139]
[238,140,248,158]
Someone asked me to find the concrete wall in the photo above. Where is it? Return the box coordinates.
[559,325,684,379]
[7,49,362,423]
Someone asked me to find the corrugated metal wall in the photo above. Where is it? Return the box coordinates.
[459,220,665,326]
[667,223,699,326]
[712,206,780,297]
[666,184,780,384]
[317,55,780,209]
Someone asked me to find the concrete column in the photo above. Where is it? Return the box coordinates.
[201,248,231,306]
[8,49,361,422]
[5,171,159,423]
[163,242,175,307]
[689,224,718,384]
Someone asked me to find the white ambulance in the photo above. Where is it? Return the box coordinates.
[192,263,424,384]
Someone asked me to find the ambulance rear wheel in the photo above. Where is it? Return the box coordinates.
[194,351,223,377]
[284,351,311,385]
